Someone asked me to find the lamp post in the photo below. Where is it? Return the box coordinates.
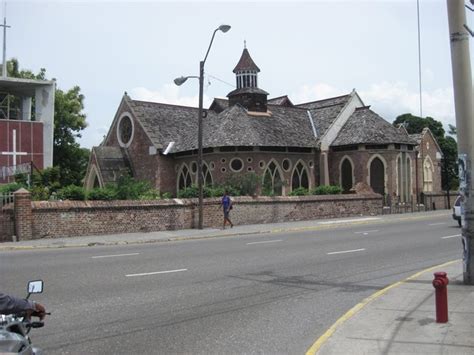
[174,24,231,229]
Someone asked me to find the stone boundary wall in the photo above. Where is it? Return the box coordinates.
[422,191,458,211]
[2,192,383,241]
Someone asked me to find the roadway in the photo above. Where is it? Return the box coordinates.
[0,211,461,354]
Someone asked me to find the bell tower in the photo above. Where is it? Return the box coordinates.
[227,44,268,112]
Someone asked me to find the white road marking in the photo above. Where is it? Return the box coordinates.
[126,269,187,277]
[91,253,139,259]
[441,234,461,239]
[318,217,380,225]
[246,239,283,245]
[354,230,379,235]
[428,222,446,226]
[327,248,366,255]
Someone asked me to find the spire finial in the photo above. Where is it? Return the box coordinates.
[244,40,246,49]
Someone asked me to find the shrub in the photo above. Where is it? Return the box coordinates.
[87,187,117,201]
[30,186,50,201]
[139,189,161,200]
[289,187,309,196]
[115,175,151,200]
[57,185,86,200]
[204,185,225,198]
[226,172,259,196]
[161,192,173,199]
[311,185,342,195]
[177,185,199,198]
[0,182,24,194]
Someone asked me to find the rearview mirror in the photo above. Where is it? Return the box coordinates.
[27,280,44,294]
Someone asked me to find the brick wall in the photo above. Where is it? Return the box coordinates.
[3,193,383,240]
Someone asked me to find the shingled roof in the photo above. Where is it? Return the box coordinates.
[297,94,352,138]
[127,98,318,154]
[331,107,417,146]
[233,48,260,73]
[92,146,131,184]
[267,95,294,107]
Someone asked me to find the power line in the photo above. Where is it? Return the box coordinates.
[417,0,423,118]
[207,74,235,88]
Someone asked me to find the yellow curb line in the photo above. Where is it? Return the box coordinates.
[305,259,460,355]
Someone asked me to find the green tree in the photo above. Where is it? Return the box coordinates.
[7,58,89,186]
[393,113,458,190]
[53,87,89,185]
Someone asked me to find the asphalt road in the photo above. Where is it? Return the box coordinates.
[1,212,461,354]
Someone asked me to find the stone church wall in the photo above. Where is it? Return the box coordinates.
[2,192,382,240]
[174,151,318,196]
[328,148,418,197]
[416,133,442,193]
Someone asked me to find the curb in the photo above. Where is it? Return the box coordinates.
[305,259,460,355]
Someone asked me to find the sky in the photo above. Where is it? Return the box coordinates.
[7,0,473,148]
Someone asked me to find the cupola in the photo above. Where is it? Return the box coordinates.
[227,45,268,112]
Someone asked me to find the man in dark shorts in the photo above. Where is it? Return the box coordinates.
[221,190,234,229]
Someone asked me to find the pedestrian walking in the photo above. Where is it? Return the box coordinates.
[221,190,234,229]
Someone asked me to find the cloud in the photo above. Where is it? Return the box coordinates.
[129,85,212,108]
[292,81,456,129]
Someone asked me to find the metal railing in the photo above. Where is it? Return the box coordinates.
[0,193,14,208]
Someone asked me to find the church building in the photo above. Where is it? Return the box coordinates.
[84,47,442,201]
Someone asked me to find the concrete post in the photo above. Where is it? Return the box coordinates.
[320,151,330,185]
[447,0,474,284]
[35,82,55,168]
[14,188,32,240]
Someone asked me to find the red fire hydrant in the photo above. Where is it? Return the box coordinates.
[432,271,449,323]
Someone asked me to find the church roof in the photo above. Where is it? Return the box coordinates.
[297,94,352,138]
[296,94,351,110]
[331,107,417,146]
[127,98,318,154]
[92,146,131,184]
[233,48,260,73]
[267,95,294,107]
[209,93,351,140]
[408,133,423,144]
[227,87,269,97]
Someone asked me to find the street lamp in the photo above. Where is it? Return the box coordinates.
[175,24,231,229]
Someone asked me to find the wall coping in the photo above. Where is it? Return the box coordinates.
[30,193,382,212]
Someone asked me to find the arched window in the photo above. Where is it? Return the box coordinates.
[202,162,213,187]
[262,160,284,196]
[396,154,413,202]
[369,156,385,195]
[291,161,309,191]
[86,164,102,190]
[93,175,100,188]
[423,157,434,192]
[178,164,192,192]
[340,158,353,193]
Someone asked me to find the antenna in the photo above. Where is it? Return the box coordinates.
[0,0,10,77]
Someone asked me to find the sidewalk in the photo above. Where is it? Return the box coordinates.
[0,210,450,251]
[310,259,474,354]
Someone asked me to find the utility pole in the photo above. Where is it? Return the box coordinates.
[447,0,474,284]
